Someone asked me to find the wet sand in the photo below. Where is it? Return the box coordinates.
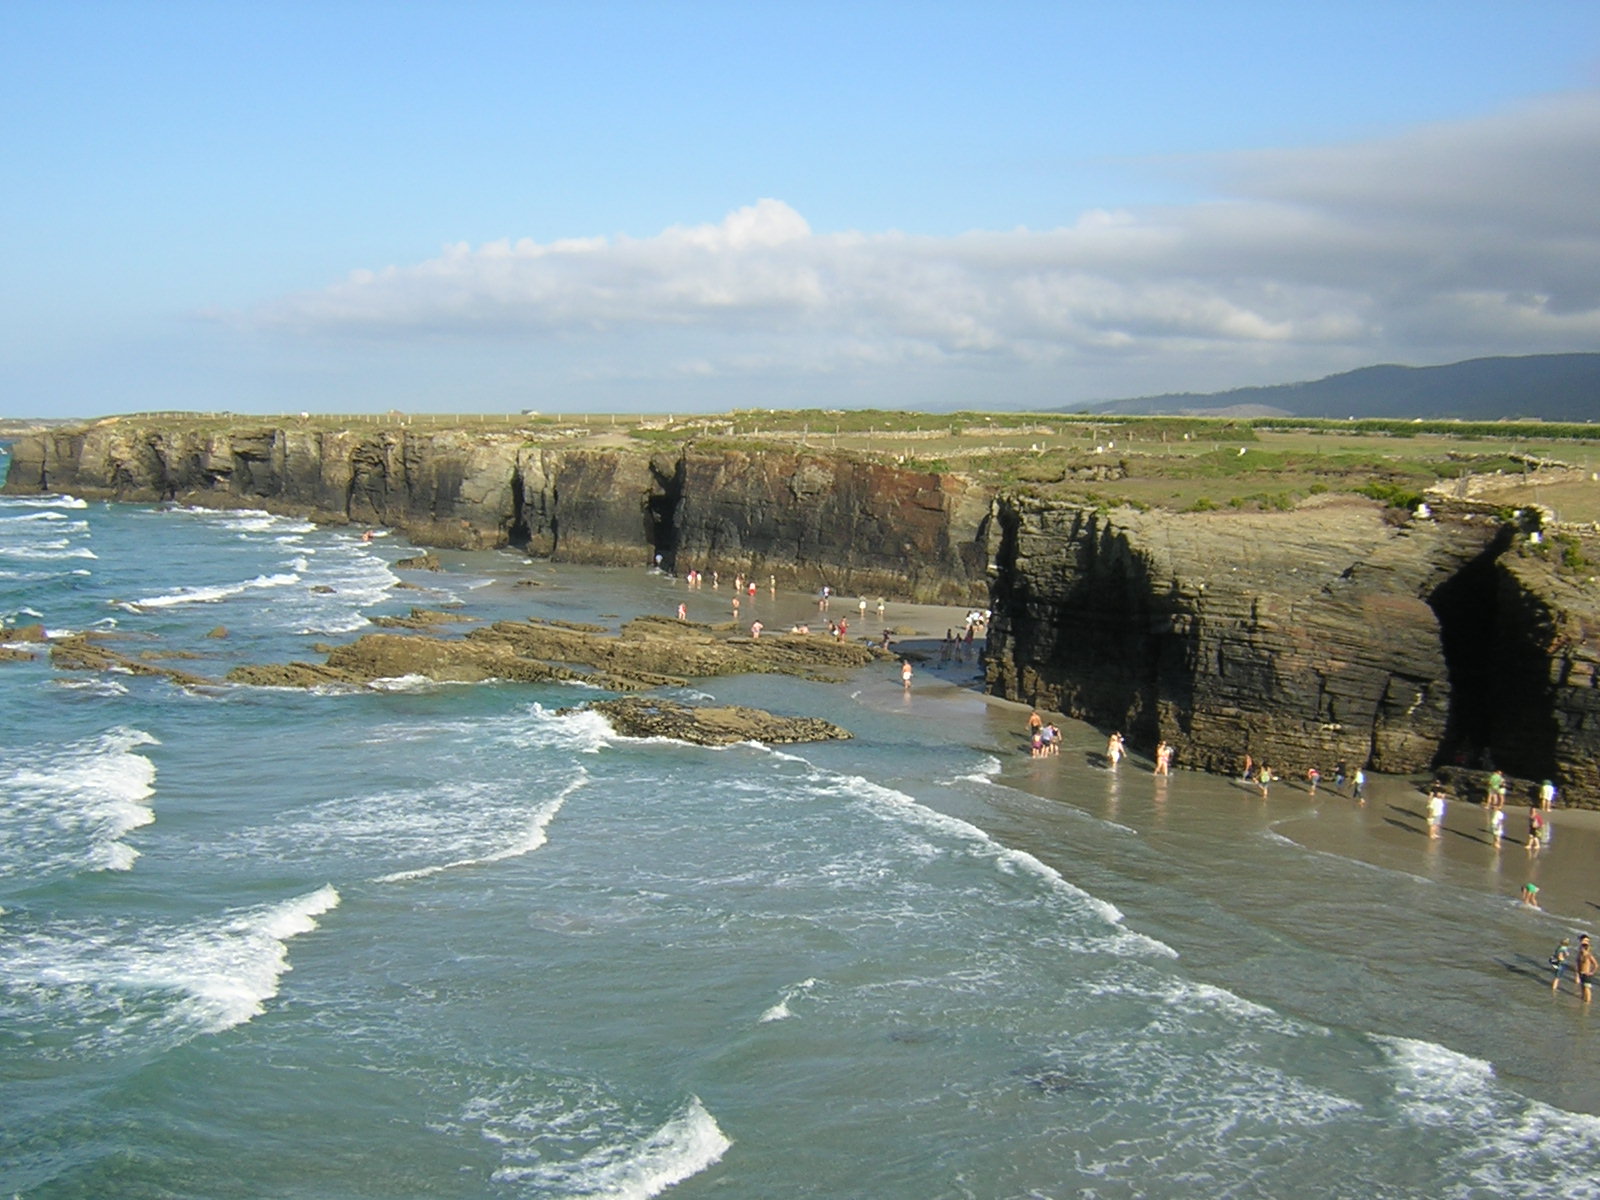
[878,594,1599,935]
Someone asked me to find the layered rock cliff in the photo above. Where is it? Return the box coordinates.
[985,494,1600,806]
[10,419,1600,804]
[2,423,994,603]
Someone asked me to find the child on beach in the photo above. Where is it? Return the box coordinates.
[1550,936,1572,993]
[1490,806,1506,847]
[1425,786,1445,839]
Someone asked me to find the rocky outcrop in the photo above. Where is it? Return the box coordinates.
[3,423,993,603]
[985,495,1600,806]
[571,697,851,746]
[226,613,887,691]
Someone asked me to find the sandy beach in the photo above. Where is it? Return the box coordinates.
[873,594,1600,942]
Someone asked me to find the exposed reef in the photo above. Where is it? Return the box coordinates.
[224,613,886,691]
[569,697,852,746]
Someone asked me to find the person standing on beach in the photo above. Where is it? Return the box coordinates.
[1539,780,1557,810]
[901,659,912,690]
[1352,767,1366,804]
[1426,786,1445,839]
[1527,806,1544,854]
[1490,806,1506,847]
[1306,767,1320,795]
[1257,765,1273,798]
[1333,760,1347,792]
[1577,935,1597,1003]
[1486,770,1506,812]
[1154,741,1170,777]
[1106,733,1124,768]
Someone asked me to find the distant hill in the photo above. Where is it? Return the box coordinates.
[1073,353,1600,421]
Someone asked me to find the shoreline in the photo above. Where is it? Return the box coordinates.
[862,592,1599,936]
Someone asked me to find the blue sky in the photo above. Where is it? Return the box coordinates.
[4,1,1598,417]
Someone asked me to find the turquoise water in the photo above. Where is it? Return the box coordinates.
[3,457,1599,1198]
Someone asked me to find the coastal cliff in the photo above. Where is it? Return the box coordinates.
[985,495,1600,806]
[9,417,1600,804]
[1,422,994,603]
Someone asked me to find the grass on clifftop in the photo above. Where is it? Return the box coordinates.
[73,409,1600,523]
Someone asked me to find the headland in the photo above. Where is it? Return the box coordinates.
[7,410,1600,807]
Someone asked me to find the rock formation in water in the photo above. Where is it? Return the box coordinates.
[225,613,886,691]
[984,494,1600,806]
[569,697,852,746]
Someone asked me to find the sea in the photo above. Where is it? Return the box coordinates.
[3,444,1598,1200]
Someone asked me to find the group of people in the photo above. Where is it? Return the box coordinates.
[1549,933,1598,1002]
[939,626,977,664]
[673,566,777,594]
[1026,711,1061,757]
[1240,756,1367,802]
[1019,717,1178,775]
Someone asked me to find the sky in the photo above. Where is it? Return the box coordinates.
[3,1,1599,418]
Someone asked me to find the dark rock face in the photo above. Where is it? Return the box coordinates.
[985,495,1600,806]
[4,425,993,603]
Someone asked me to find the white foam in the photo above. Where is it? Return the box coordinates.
[0,543,97,560]
[0,509,69,522]
[129,569,301,608]
[0,494,87,509]
[52,678,130,696]
[1375,1034,1600,1187]
[517,703,616,755]
[806,764,1176,957]
[173,885,342,1032]
[1,727,160,878]
[759,977,818,1022]
[1,884,339,1047]
[375,772,583,883]
[368,673,440,693]
[494,1096,731,1199]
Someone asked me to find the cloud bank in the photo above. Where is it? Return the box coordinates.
[252,91,1600,400]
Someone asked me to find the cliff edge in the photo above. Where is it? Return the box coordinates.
[2,420,995,604]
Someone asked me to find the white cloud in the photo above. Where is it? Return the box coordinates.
[249,92,1600,398]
